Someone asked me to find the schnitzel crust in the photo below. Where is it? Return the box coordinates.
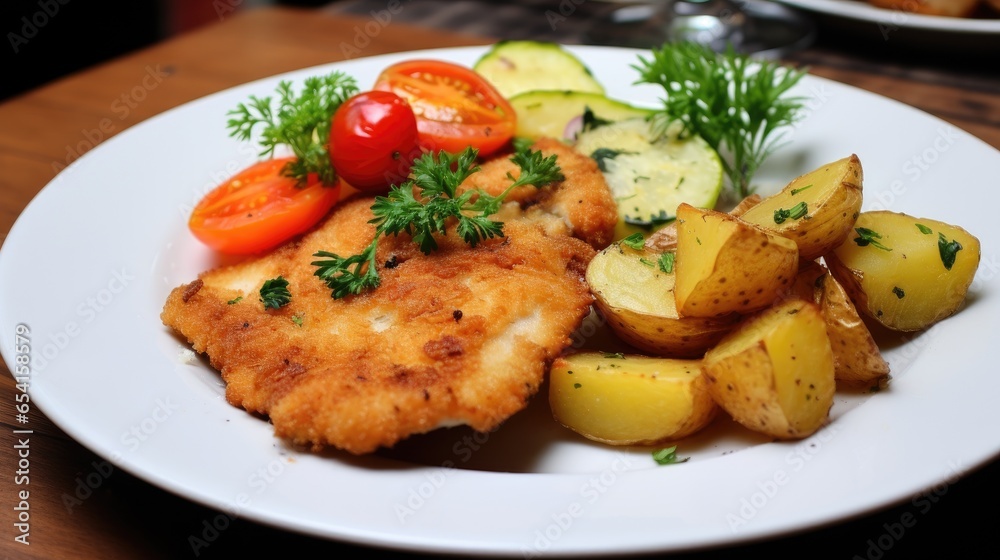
[162,142,613,454]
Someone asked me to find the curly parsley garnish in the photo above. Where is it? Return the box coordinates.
[259,276,291,309]
[227,72,358,186]
[312,146,563,299]
[634,42,806,198]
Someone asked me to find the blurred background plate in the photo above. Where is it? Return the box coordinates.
[774,0,1000,52]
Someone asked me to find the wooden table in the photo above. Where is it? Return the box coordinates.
[1,5,998,559]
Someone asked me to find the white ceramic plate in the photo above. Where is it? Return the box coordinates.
[2,45,999,556]
[776,0,1000,33]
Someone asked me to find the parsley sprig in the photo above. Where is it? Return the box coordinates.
[634,42,806,198]
[259,276,291,309]
[312,146,564,299]
[227,72,359,186]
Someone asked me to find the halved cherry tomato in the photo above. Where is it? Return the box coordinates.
[330,90,420,191]
[189,157,341,255]
[372,59,516,157]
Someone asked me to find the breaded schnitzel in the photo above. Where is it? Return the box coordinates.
[161,141,617,454]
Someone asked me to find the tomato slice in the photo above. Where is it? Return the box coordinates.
[189,157,341,255]
[372,59,516,157]
[329,90,420,191]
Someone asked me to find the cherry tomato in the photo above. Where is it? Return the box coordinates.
[372,59,516,157]
[330,90,420,191]
[189,157,341,255]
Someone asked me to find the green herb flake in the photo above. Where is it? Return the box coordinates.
[573,383,582,389]
[227,296,243,305]
[621,233,646,251]
[915,223,933,235]
[773,201,808,224]
[590,148,628,172]
[658,252,675,274]
[652,445,690,466]
[291,314,304,326]
[853,227,892,251]
[639,258,656,268]
[892,287,905,299]
[602,352,625,359]
[790,184,813,196]
[937,233,963,270]
[259,276,292,309]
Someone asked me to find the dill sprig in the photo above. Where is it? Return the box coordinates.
[227,72,359,186]
[634,42,806,198]
[312,146,563,299]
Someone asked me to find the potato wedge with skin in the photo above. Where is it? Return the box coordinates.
[703,299,835,439]
[826,211,981,331]
[645,194,763,253]
[675,203,799,317]
[587,243,740,357]
[741,155,863,261]
[787,261,890,385]
[549,353,717,445]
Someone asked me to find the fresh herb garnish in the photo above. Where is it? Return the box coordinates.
[227,296,243,305]
[790,184,813,196]
[602,352,625,359]
[313,146,563,299]
[582,106,613,132]
[259,276,291,309]
[291,313,304,326]
[658,252,675,274]
[621,232,645,250]
[937,233,963,270]
[915,223,933,235]
[652,445,689,465]
[853,227,892,251]
[590,148,628,172]
[639,258,656,268]
[773,201,809,224]
[227,72,358,186]
[634,42,806,198]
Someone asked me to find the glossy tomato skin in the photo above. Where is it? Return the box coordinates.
[330,90,420,191]
[372,59,516,157]
[189,157,341,255]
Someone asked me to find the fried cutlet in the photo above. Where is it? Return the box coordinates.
[161,141,617,454]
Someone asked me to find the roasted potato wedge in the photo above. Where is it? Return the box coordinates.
[645,194,762,253]
[586,243,740,357]
[703,298,835,439]
[788,261,890,385]
[740,155,864,261]
[826,211,981,331]
[549,352,717,445]
[674,203,799,317]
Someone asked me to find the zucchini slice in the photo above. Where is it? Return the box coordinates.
[509,90,652,141]
[574,118,724,240]
[473,41,604,99]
